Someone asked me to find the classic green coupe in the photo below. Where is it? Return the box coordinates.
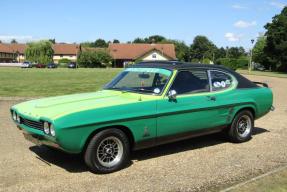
[11,61,273,173]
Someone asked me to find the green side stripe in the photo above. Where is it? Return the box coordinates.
[67,102,254,129]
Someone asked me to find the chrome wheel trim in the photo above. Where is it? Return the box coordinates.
[237,115,252,138]
[96,136,123,168]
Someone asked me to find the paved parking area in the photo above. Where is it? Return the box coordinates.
[0,75,286,192]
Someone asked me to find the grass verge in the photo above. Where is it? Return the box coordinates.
[237,69,287,78]
[0,68,122,97]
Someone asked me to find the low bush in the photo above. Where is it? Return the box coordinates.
[215,58,248,70]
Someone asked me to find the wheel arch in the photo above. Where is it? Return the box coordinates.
[233,105,256,119]
[82,125,135,153]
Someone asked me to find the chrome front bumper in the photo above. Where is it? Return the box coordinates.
[19,126,60,149]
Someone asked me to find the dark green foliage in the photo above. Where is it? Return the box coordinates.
[77,50,112,68]
[58,58,71,64]
[25,40,54,64]
[132,38,146,43]
[190,36,217,62]
[264,7,287,72]
[81,39,108,48]
[48,39,56,44]
[215,47,227,60]
[216,58,248,70]
[252,36,270,69]
[94,39,108,48]
[226,47,246,59]
[113,39,120,43]
[11,39,17,44]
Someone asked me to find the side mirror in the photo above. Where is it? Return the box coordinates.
[168,90,177,100]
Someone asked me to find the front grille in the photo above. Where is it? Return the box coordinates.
[20,117,43,131]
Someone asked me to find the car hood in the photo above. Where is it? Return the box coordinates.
[12,90,152,120]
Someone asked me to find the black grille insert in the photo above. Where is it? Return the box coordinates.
[20,117,43,131]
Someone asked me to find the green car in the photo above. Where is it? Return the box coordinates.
[11,61,274,173]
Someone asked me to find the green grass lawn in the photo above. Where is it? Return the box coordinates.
[229,167,287,192]
[237,69,287,78]
[1,67,286,97]
[0,68,122,97]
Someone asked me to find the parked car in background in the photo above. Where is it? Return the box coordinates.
[253,63,265,71]
[47,63,57,69]
[21,61,33,68]
[68,62,77,68]
[35,63,46,68]
[11,61,274,174]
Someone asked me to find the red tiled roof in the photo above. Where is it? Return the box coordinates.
[9,44,27,54]
[108,43,176,60]
[52,44,79,55]
[81,47,107,52]
[0,44,13,53]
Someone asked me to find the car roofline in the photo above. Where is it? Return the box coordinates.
[129,61,258,89]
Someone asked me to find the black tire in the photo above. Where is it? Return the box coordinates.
[228,110,254,143]
[84,128,130,174]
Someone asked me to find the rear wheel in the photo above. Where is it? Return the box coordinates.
[84,128,130,174]
[228,110,254,143]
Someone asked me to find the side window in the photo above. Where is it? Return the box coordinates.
[170,70,210,95]
[210,71,233,91]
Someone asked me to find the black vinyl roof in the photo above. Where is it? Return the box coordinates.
[133,61,231,70]
[131,61,258,89]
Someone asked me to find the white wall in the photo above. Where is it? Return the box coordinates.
[16,54,77,63]
[53,55,77,63]
[141,51,169,61]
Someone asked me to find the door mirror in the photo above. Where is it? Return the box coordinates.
[168,90,177,100]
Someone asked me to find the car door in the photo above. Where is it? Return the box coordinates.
[156,69,234,141]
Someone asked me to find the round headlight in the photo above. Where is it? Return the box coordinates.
[12,111,17,121]
[43,122,50,134]
[16,114,20,123]
[50,124,56,136]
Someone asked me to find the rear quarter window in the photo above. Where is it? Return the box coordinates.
[210,70,234,91]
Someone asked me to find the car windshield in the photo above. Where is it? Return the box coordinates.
[104,67,172,95]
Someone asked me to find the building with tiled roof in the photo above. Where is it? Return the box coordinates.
[108,43,176,67]
[0,42,176,66]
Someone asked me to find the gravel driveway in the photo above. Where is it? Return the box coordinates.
[0,75,286,192]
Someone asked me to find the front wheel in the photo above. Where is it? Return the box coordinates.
[228,110,254,143]
[84,129,130,174]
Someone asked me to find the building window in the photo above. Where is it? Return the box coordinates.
[152,53,157,59]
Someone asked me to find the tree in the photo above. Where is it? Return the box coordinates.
[227,47,246,59]
[58,58,71,64]
[252,36,270,69]
[49,39,56,44]
[215,47,226,59]
[80,42,94,47]
[94,39,108,48]
[162,39,190,61]
[133,37,146,43]
[146,35,166,43]
[77,50,112,68]
[113,39,120,43]
[11,39,17,44]
[133,35,167,44]
[25,40,54,64]
[264,7,287,71]
[190,35,217,62]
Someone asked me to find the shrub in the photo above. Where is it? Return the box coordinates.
[215,58,248,70]
[77,50,112,68]
[58,58,71,64]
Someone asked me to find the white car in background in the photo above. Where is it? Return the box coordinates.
[21,61,33,68]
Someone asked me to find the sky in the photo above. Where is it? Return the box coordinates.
[0,0,286,49]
